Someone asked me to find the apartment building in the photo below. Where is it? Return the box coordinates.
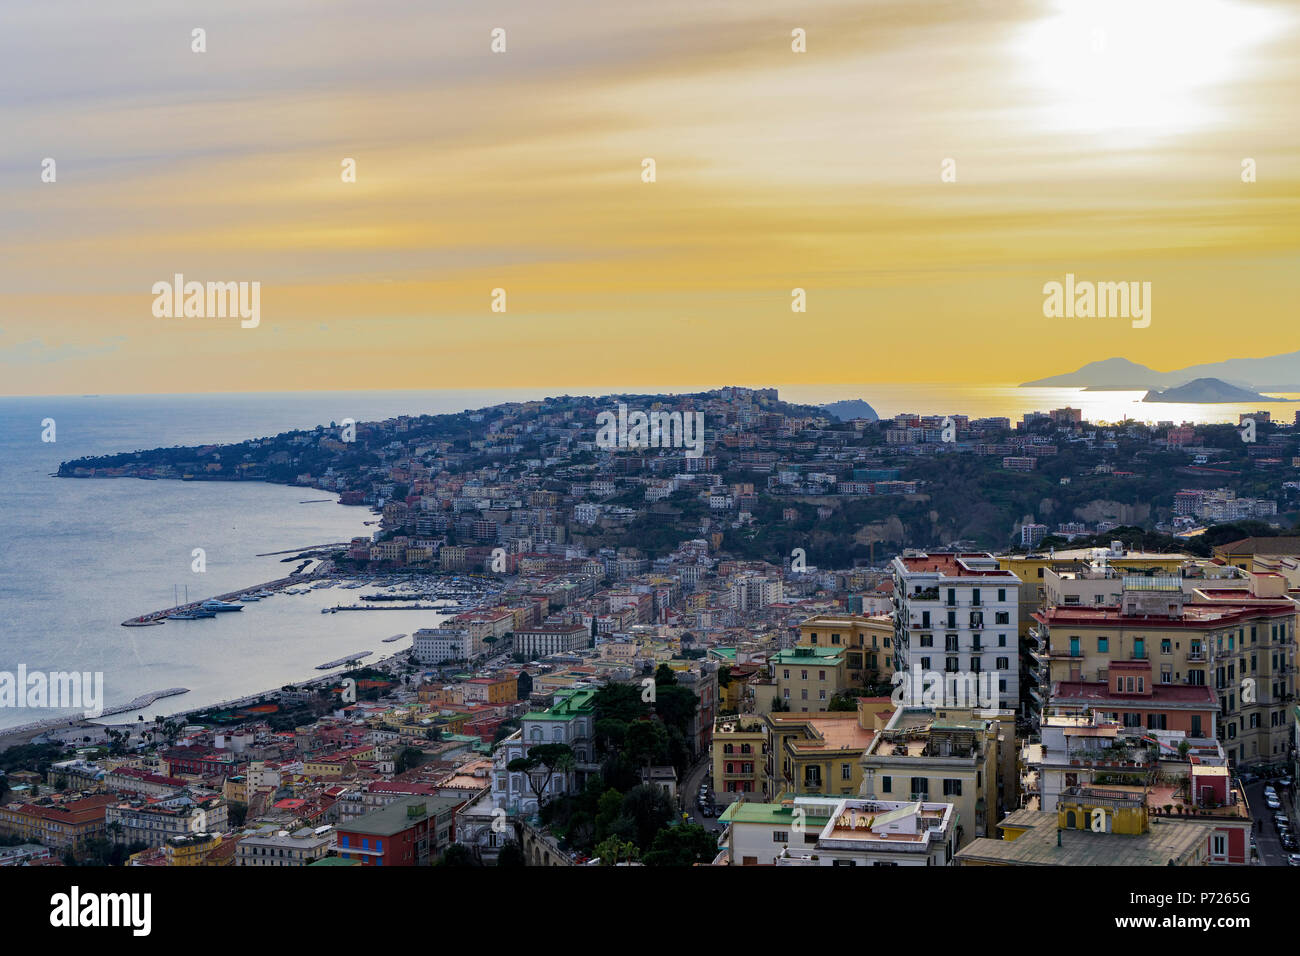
[1030,577,1296,766]
[0,794,116,851]
[892,552,1021,711]
[770,646,848,712]
[719,794,955,866]
[713,716,768,803]
[514,623,591,657]
[774,797,956,866]
[859,708,1003,849]
[956,789,1209,866]
[106,794,229,848]
[765,700,888,798]
[335,795,460,866]
[798,613,896,685]
[236,827,334,866]
[412,626,473,665]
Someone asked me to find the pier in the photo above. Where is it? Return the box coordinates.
[315,651,373,670]
[324,603,444,612]
[120,572,317,627]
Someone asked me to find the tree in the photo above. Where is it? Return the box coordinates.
[496,841,525,866]
[643,823,718,866]
[438,844,475,867]
[654,663,678,687]
[595,836,640,866]
[516,670,533,700]
[624,720,670,768]
[507,743,575,807]
[653,685,698,739]
[620,784,675,849]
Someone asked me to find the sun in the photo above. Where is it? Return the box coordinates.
[1014,0,1285,138]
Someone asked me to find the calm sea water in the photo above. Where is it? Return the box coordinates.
[1,384,1288,731]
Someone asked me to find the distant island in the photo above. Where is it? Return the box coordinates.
[1023,349,1300,393]
[821,399,879,422]
[1142,377,1295,404]
[1023,357,1165,390]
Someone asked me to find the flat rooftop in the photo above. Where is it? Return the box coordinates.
[956,811,1207,866]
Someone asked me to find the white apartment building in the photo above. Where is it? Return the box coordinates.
[412,626,473,665]
[891,552,1020,711]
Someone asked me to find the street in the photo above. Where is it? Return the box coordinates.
[1243,778,1296,866]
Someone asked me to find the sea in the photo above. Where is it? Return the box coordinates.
[1,383,1296,732]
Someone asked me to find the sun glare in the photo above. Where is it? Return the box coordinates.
[1015,0,1284,138]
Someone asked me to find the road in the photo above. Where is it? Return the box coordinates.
[680,751,714,827]
[1243,779,1296,866]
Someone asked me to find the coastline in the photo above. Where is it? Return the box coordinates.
[0,648,413,752]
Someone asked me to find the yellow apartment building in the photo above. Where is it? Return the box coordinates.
[798,614,896,685]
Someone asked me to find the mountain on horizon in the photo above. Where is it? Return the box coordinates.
[821,399,879,422]
[1022,349,1300,391]
[1142,377,1295,404]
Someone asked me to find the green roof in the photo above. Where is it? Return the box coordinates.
[718,801,833,827]
[710,648,738,661]
[309,856,362,866]
[341,795,462,837]
[524,687,597,721]
[770,647,844,664]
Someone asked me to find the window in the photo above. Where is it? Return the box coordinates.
[1097,637,1108,653]
[842,763,852,780]
[997,588,1006,602]
[996,657,1009,670]
[772,830,788,843]
[942,779,962,796]
[881,776,892,793]
[998,634,1007,647]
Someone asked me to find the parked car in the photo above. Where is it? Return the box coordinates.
[1288,853,1300,866]
[1266,795,1282,810]
[1264,784,1278,797]
[1280,776,1293,788]
[1282,833,1298,851]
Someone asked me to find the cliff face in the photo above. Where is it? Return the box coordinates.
[1072,500,1151,526]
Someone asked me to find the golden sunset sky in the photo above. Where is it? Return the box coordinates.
[2,0,1298,395]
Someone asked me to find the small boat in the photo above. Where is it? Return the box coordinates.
[169,610,215,620]
[239,594,261,602]
[255,589,274,597]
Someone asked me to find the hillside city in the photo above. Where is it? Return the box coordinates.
[6,386,1299,868]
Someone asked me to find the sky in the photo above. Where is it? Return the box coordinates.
[2,0,1298,396]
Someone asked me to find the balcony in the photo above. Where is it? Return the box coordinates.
[1187,649,1206,662]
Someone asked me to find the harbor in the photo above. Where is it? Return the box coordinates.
[119,569,330,627]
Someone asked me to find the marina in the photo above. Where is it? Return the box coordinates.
[120,572,316,627]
